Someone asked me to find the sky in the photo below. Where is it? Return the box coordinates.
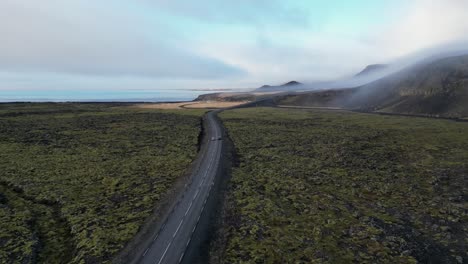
[1,0,468,100]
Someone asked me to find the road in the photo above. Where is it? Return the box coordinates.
[137,111,223,264]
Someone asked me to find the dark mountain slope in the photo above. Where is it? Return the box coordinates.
[349,55,468,117]
[255,81,303,92]
[277,89,357,108]
[278,55,468,118]
[355,64,388,77]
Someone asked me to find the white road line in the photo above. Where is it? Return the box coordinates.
[192,225,196,234]
[143,248,149,257]
[193,188,200,199]
[157,241,172,264]
[178,252,185,264]
[185,201,193,216]
[173,219,184,238]
[153,234,159,241]
[199,141,217,187]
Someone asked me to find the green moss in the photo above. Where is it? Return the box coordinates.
[0,103,202,263]
[217,107,467,263]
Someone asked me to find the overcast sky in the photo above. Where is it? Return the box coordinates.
[1,0,467,98]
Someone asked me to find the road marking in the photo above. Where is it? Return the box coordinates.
[192,225,196,234]
[193,188,200,199]
[178,252,185,264]
[153,234,159,241]
[157,241,172,264]
[185,201,193,216]
[173,219,184,238]
[143,248,149,257]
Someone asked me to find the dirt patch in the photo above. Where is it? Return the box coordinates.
[133,102,191,109]
[134,101,250,110]
[216,92,278,98]
[183,101,250,109]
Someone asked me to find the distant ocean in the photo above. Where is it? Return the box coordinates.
[0,89,221,102]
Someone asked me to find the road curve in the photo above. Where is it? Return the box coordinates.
[137,110,223,264]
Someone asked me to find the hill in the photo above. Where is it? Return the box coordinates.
[277,55,468,118]
[255,64,388,93]
[255,81,303,92]
[278,88,357,108]
[355,64,388,77]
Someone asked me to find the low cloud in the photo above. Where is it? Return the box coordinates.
[0,0,467,92]
[195,0,468,86]
[0,0,244,79]
[378,0,468,59]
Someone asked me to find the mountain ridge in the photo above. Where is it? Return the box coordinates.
[255,81,303,92]
[355,64,388,77]
[277,54,468,118]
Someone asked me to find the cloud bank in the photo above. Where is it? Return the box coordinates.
[0,0,244,79]
[0,0,467,93]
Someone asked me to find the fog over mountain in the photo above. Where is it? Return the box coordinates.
[277,53,468,118]
[257,44,468,93]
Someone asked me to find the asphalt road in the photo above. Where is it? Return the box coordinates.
[138,111,223,264]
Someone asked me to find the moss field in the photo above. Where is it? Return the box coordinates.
[0,103,204,263]
[216,107,467,264]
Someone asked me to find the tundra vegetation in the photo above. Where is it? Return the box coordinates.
[215,107,467,263]
[0,103,203,263]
